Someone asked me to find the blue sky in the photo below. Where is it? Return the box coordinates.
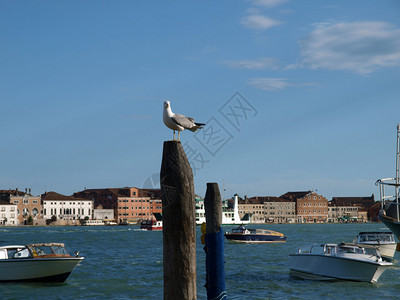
[1,0,400,200]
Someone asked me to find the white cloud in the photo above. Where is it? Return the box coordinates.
[247,78,291,90]
[225,57,279,70]
[298,21,400,74]
[248,0,288,8]
[241,14,282,30]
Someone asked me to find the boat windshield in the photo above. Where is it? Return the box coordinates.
[51,245,69,255]
[27,243,70,257]
[13,248,32,258]
[359,234,394,243]
[337,246,364,254]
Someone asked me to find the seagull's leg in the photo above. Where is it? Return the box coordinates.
[178,131,180,141]
[173,130,175,141]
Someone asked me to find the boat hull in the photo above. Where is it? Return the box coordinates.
[289,254,391,283]
[0,257,84,282]
[355,242,397,261]
[140,225,162,231]
[140,220,162,231]
[224,233,286,243]
[379,213,400,240]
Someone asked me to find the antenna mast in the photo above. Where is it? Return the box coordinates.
[396,124,400,221]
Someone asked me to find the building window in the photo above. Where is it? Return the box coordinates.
[22,207,29,217]
[32,208,39,217]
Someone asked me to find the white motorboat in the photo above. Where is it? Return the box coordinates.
[354,232,397,261]
[289,243,393,283]
[0,243,84,282]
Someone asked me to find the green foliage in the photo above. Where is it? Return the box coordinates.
[27,215,33,225]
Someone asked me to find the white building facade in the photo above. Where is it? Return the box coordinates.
[93,208,114,220]
[42,192,93,220]
[43,200,93,220]
[0,202,18,225]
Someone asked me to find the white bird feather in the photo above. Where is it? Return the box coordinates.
[163,100,205,140]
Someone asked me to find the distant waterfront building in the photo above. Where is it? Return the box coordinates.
[281,191,328,223]
[329,195,375,222]
[263,197,296,223]
[328,202,359,222]
[368,201,382,222]
[0,188,42,224]
[42,192,93,221]
[0,200,17,225]
[238,196,265,223]
[330,195,375,208]
[93,205,114,221]
[239,196,296,223]
[74,187,162,223]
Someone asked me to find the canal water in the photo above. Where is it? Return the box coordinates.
[0,223,398,299]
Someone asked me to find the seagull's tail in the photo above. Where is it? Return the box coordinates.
[188,123,205,132]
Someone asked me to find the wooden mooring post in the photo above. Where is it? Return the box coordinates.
[160,141,197,300]
[204,183,227,300]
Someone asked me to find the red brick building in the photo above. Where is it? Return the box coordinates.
[74,187,162,223]
[281,191,328,223]
[330,195,375,208]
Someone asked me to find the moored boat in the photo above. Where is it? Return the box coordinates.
[140,219,163,231]
[140,212,163,231]
[224,225,287,243]
[289,243,392,283]
[0,243,84,282]
[377,124,400,239]
[354,231,397,261]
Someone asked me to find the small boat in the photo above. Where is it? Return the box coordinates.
[224,225,287,243]
[140,219,163,231]
[140,212,163,231]
[0,243,84,282]
[289,243,393,283]
[354,232,397,261]
[82,220,105,226]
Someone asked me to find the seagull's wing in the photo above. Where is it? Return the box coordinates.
[172,114,196,129]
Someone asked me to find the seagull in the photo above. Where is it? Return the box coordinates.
[163,100,205,141]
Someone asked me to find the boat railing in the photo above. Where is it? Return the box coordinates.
[296,244,324,254]
[376,177,400,221]
[377,124,400,221]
